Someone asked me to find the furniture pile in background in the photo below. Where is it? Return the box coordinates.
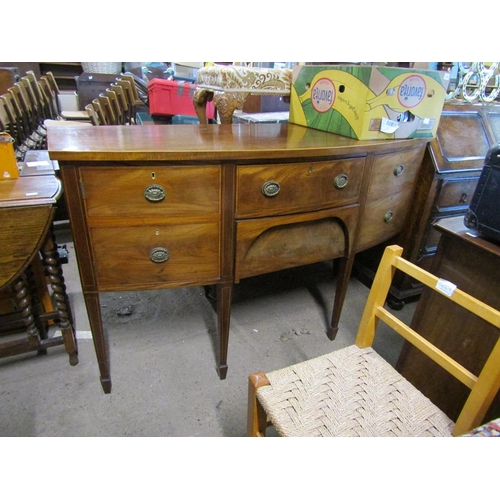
[0,70,91,163]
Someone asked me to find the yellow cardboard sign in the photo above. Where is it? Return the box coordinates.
[0,132,19,180]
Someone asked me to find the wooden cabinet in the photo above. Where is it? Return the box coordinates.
[48,123,428,393]
[355,101,500,307]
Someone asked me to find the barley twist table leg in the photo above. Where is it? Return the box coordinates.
[13,274,41,346]
[25,264,49,354]
[40,229,78,366]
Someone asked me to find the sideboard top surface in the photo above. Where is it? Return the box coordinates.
[47,124,428,163]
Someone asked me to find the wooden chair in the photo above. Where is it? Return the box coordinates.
[106,88,125,125]
[20,76,46,129]
[96,94,115,125]
[9,87,44,149]
[0,92,32,159]
[247,244,500,437]
[119,73,143,106]
[109,83,130,124]
[90,98,109,125]
[114,78,138,124]
[24,71,54,123]
[42,72,89,121]
[36,79,92,130]
[10,84,45,148]
[16,80,47,142]
[99,91,123,125]
[85,103,100,126]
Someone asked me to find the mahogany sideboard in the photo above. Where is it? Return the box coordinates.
[47,123,427,393]
[355,101,500,308]
[396,216,500,424]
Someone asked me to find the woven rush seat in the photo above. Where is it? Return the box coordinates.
[256,345,454,437]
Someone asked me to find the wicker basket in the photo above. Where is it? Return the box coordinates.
[81,62,122,74]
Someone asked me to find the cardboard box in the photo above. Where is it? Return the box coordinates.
[289,65,450,140]
[148,78,215,118]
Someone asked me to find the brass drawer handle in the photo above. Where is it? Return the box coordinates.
[262,180,280,197]
[384,211,394,223]
[394,165,404,176]
[144,184,166,202]
[149,247,170,263]
[334,174,349,189]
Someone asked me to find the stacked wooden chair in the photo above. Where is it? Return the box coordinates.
[39,72,90,123]
[0,70,91,162]
[247,244,500,437]
[0,69,144,154]
[84,75,142,126]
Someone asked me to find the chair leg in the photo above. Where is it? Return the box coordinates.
[193,88,211,125]
[247,371,271,437]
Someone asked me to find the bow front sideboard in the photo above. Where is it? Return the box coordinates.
[47,123,427,393]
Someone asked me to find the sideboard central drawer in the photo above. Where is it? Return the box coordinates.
[81,166,220,218]
[236,158,365,218]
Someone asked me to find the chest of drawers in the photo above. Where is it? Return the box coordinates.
[48,124,427,393]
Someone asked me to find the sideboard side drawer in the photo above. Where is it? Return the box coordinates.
[356,188,414,251]
[368,147,425,197]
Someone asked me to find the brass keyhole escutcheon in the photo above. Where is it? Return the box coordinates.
[394,165,404,176]
[460,192,468,203]
[384,211,394,223]
[149,247,170,263]
[262,180,280,197]
[144,184,166,202]
[334,174,349,189]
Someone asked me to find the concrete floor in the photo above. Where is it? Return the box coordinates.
[0,228,417,437]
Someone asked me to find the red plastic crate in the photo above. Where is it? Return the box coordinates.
[148,78,215,119]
